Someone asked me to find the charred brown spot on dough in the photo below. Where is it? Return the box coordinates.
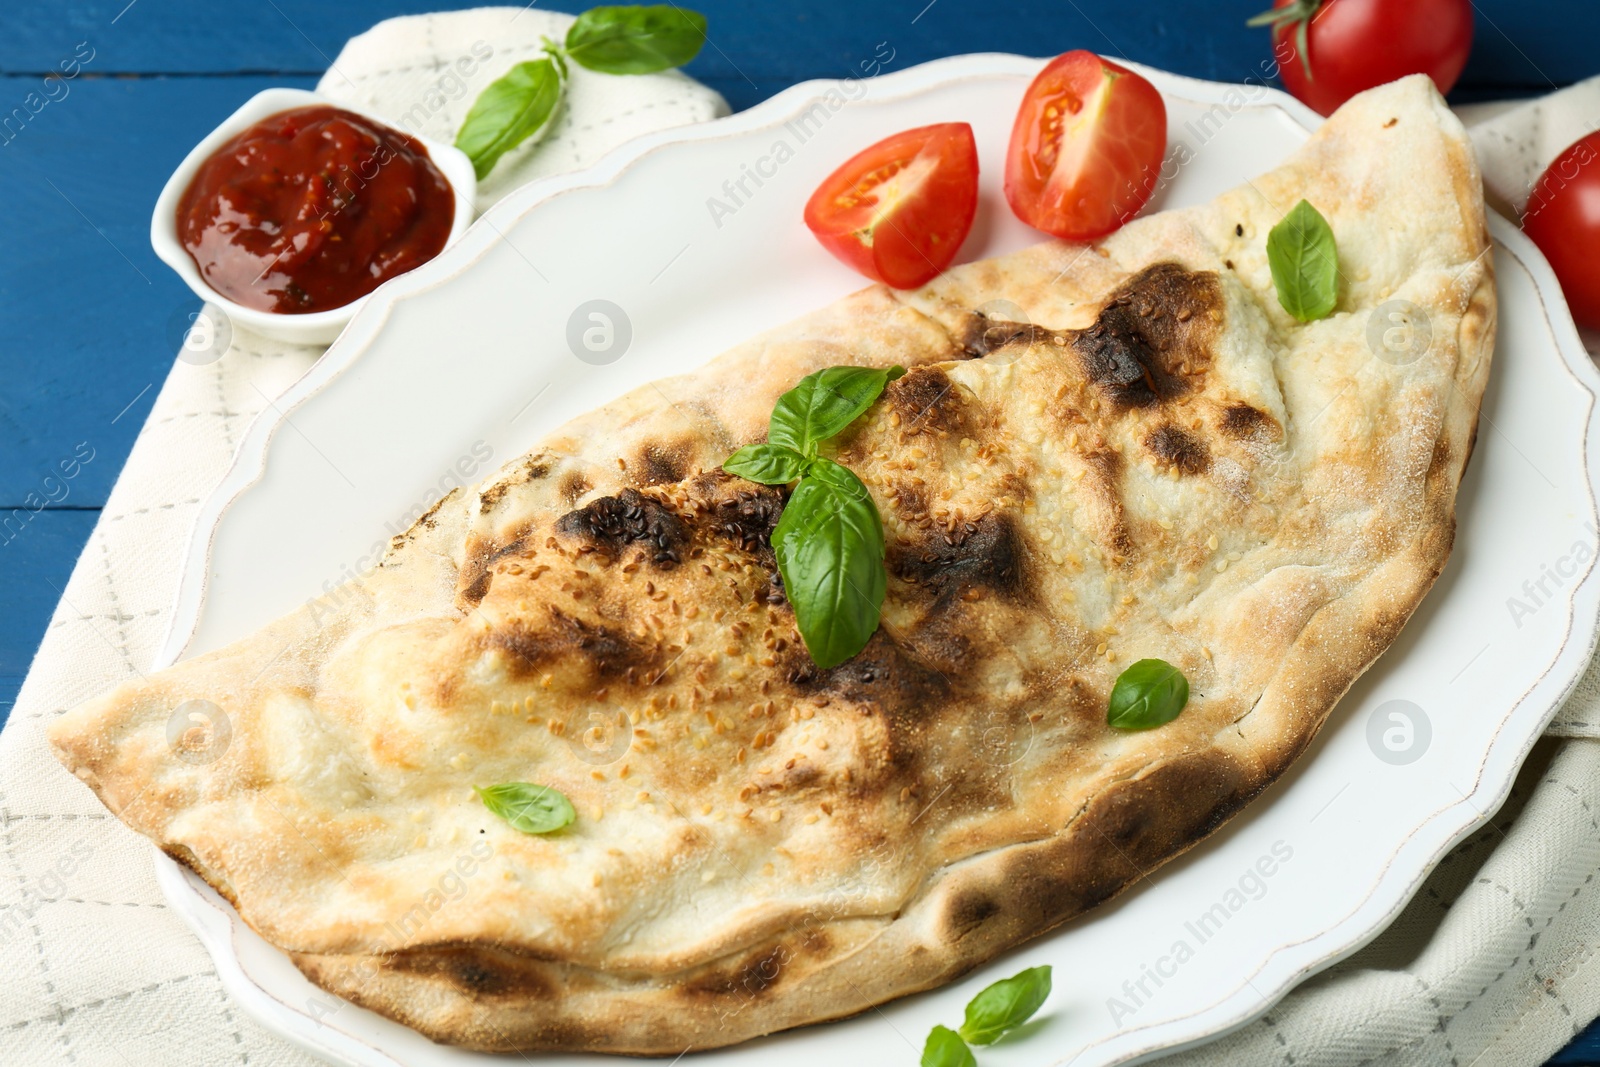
[478,456,550,513]
[453,960,502,993]
[491,608,661,682]
[944,888,1002,941]
[886,366,967,435]
[1384,116,1399,128]
[889,480,930,524]
[960,314,1050,358]
[1071,444,1134,561]
[784,629,952,720]
[684,945,788,998]
[678,471,787,603]
[1143,424,1210,475]
[1092,748,1251,860]
[558,470,591,506]
[889,512,1026,606]
[1428,433,1454,481]
[413,490,454,531]
[1069,263,1220,410]
[383,948,554,1001]
[1000,858,1125,936]
[695,475,786,555]
[1219,402,1281,441]
[458,528,535,606]
[978,748,1257,937]
[384,488,461,559]
[996,470,1035,509]
[634,440,693,487]
[459,560,497,606]
[557,488,687,568]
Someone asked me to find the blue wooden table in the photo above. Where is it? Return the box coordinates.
[2,1,1595,1061]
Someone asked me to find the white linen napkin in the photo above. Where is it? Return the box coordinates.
[2,14,1597,1062]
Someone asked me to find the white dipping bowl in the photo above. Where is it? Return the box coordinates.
[151,87,476,347]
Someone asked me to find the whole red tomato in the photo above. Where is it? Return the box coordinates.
[1523,131,1600,331]
[1250,0,1474,116]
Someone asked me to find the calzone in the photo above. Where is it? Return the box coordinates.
[51,75,1494,1053]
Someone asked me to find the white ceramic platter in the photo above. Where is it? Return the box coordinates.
[150,54,1600,1067]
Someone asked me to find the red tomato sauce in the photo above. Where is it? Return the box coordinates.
[177,105,455,314]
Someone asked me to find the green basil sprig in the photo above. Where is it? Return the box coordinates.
[1265,198,1338,322]
[565,5,708,74]
[455,5,707,179]
[722,365,904,669]
[721,442,809,484]
[767,365,906,454]
[1107,658,1190,730]
[921,1025,977,1067]
[455,58,564,180]
[921,965,1053,1065]
[959,965,1053,1045]
[774,458,886,669]
[475,782,576,834]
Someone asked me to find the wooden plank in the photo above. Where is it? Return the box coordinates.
[1553,1027,1600,1063]
[0,0,1582,94]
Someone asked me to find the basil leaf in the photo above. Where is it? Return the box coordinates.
[773,459,885,669]
[564,5,708,75]
[920,1025,976,1067]
[723,443,809,485]
[958,965,1053,1046]
[474,782,575,834]
[454,58,564,180]
[725,363,903,668]
[1265,198,1338,322]
[1106,658,1190,730]
[768,365,907,457]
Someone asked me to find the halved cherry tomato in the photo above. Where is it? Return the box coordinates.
[1523,131,1600,331]
[1004,51,1167,241]
[803,122,979,290]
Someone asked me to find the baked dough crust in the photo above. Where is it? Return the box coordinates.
[51,76,1493,1053]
